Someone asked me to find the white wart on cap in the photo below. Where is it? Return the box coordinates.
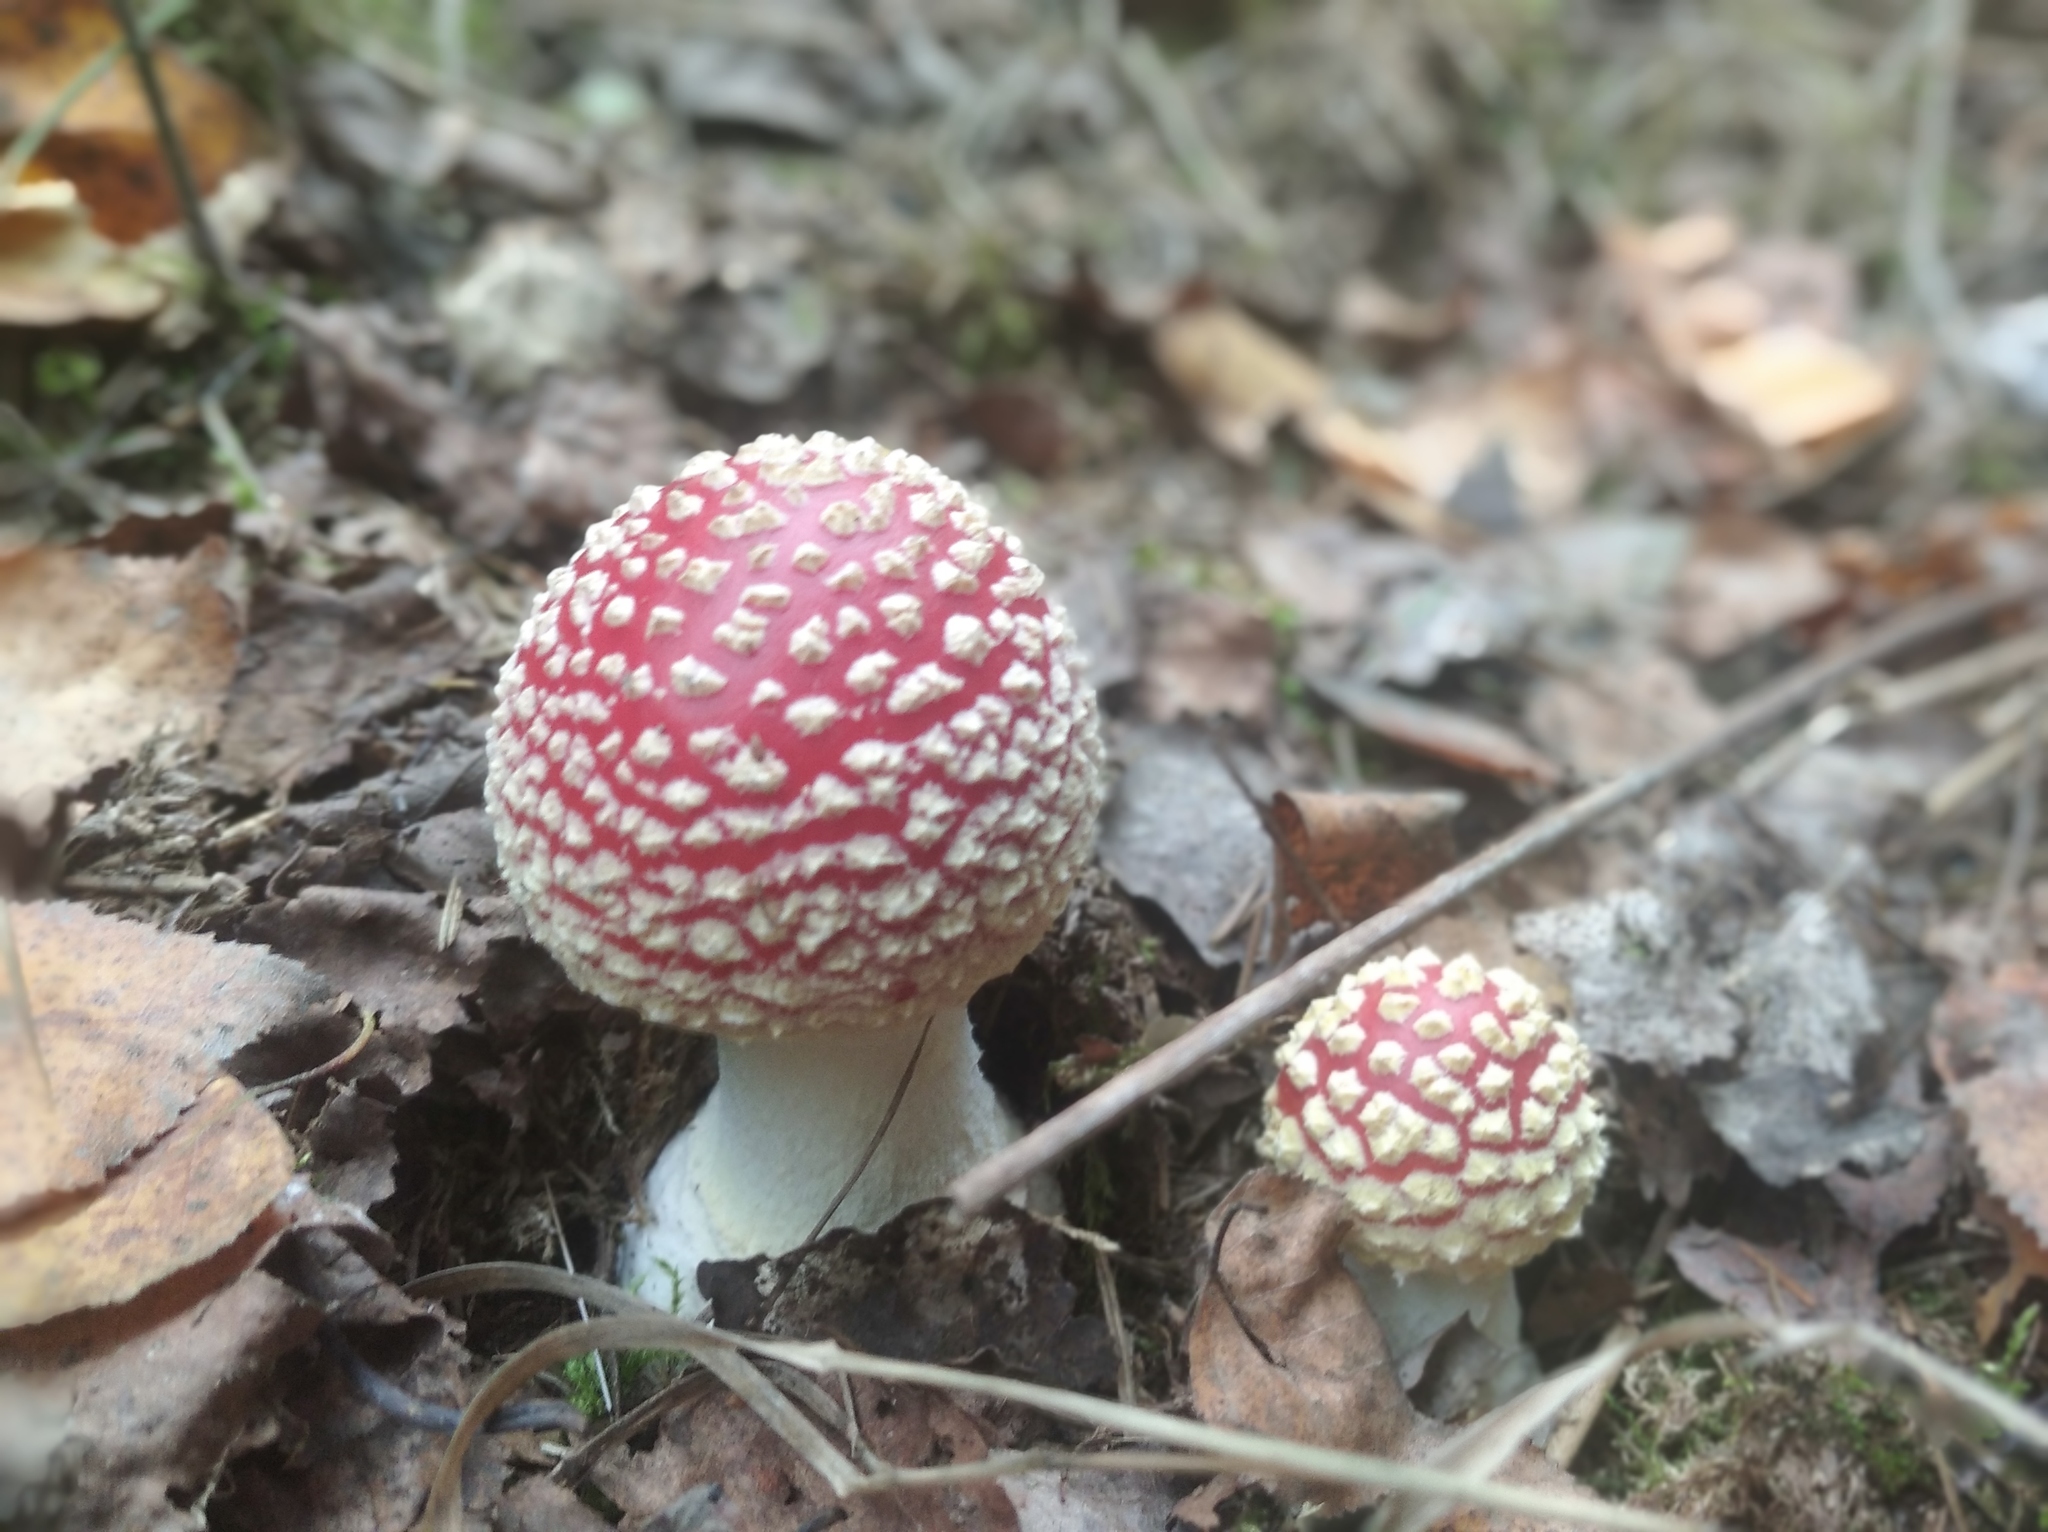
[484,431,1105,1035]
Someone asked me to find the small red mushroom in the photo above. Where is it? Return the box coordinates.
[483,432,1104,1300]
[1258,947,1607,1367]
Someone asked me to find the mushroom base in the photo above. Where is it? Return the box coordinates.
[617,1007,1021,1307]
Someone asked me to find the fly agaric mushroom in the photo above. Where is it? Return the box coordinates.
[1257,947,1606,1368]
[483,431,1104,1300]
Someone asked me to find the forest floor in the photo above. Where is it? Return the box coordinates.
[7,1,2048,1529]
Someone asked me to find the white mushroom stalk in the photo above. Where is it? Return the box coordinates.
[1257,948,1607,1370]
[482,432,1104,1305]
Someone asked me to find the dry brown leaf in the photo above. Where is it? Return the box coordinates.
[0,1077,292,1330]
[1270,787,1462,928]
[1139,588,1277,725]
[10,899,339,1208]
[0,957,90,1219]
[0,0,261,244]
[1604,213,1905,475]
[1523,646,1724,780]
[1668,513,1844,660]
[1929,964,2048,1247]
[1186,1171,1420,1465]
[1150,302,1451,539]
[0,539,240,803]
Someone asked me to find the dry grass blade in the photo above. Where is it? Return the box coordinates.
[950,574,2048,1213]
[405,1265,865,1532]
[403,1262,1705,1532]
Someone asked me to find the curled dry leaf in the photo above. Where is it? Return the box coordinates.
[1667,512,1845,661]
[0,1076,292,1329]
[1522,645,1724,780]
[1270,787,1462,928]
[1666,1223,1881,1326]
[0,540,240,804]
[1150,302,1450,539]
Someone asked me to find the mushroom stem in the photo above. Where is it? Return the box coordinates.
[1344,1257,1522,1373]
[619,1007,1019,1305]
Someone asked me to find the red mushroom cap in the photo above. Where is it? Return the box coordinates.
[1258,948,1606,1271]
[484,432,1104,1035]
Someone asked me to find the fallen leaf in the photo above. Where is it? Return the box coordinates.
[1269,787,1462,928]
[1139,588,1276,725]
[1667,1223,1881,1325]
[0,0,262,244]
[239,889,524,1038]
[1186,1171,1418,1465]
[1523,645,1724,780]
[701,1200,1116,1395]
[5,1264,318,1530]
[8,899,340,1212]
[1929,963,2048,1246]
[0,539,240,804]
[1668,512,1845,661]
[1310,674,1563,786]
[961,379,1071,475]
[1150,302,1450,539]
[1095,723,1273,967]
[209,566,470,794]
[1329,271,1459,343]
[438,219,626,396]
[1691,325,1900,453]
[515,372,699,539]
[1974,1191,2048,1346]
[0,1077,293,1329]
[1002,1469,1184,1532]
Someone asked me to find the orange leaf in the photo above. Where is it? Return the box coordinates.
[0,0,261,244]
[0,1076,292,1330]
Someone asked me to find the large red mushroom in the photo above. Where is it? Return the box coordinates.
[484,432,1103,1301]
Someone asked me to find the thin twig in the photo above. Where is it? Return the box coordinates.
[106,0,231,299]
[1207,1202,1280,1370]
[949,575,2048,1213]
[251,1008,377,1098]
[1091,1244,1138,1405]
[803,1014,934,1248]
[318,1320,584,1435]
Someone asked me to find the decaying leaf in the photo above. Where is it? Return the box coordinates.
[0,539,240,804]
[1973,1191,2048,1345]
[9,899,341,1209]
[0,0,262,243]
[0,1077,292,1329]
[1605,213,1905,477]
[1095,723,1275,967]
[1666,1223,1881,1325]
[1517,797,1939,1185]
[1270,787,1462,927]
[1522,645,1724,780]
[1150,302,1450,539]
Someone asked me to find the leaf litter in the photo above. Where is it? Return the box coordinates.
[11,0,2048,1527]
